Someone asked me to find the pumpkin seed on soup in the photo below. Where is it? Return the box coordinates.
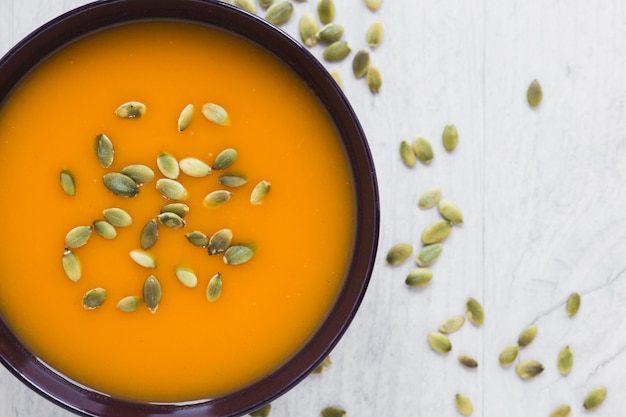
[177,103,194,131]
[156,178,188,201]
[140,219,159,250]
[179,157,211,178]
[201,102,231,126]
[206,272,223,302]
[116,296,142,313]
[129,249,158,269]
[223,245,254,265]
[103,207,132,227]
[212,148,238,170]
[250,180,271,204]
[157,151,180,179]
[160,203,189,218]
[62,249,81,282]
[114,101,146,118]
[143,275,162,313]
[82,288,107,310]
[157,212,186,229]
[203,189,232,207]
[94,133,114,168]
[175,265,198,288]
[218,173,248,187]
[60,169,76,196]
[208,228,234,255]
[93,220,117,240]
[65,225,93,248]
[185,231,210,248]
[120,164,155,184]
[385,243,413,265]
[103,172,139,197]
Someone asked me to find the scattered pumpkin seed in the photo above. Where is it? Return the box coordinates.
[405,268,433,287]
[218,173,248,187]
[156,178,188,201]
[212,148,238,170]
[549,404,571,417]
[458,354,478,369]
[115,101,146,118]
[527,79,543,108]
[455,393,473,416]
[412,137,433,163]
[317,0,335,24]
[415,243,443,266]
[515,359,544,379]
[259,0,273,8]
[299,12,319,46]
[352,49,370,79]
[129,249,157,269]
[160,203,189,218]
[60,169,76,196]
[439,315,465,334]
[466,297,484,326]
[438,199,464,225]
[427,332,451,353]
[583,387,607,410]
[418,188,442,209]
[208,228,234,255]
[175,265,198,288]
[201,102,231,126]
[103,172,139,197]
[566,292,580,317]
[385,243,413,265]
[103,208,132,227]
[185,231,210,248]
[82,288,107,310]
[224,245,254,265]
[518,324,538,348]
[330,70,343,88]
[323,41,351,62]
[421,219,452,244]
[94,133,114,168]
[140,219,159,250]
[143,275,162,313]
[366,66,381,93]
[366,21,383,48]
[157,212,185,229]
[65,225,93,248]
[203,189,232,207]
[557,345,573,375]
[177,103,194,131]
[312,356,332,374]
[157,151,180,179]
[400,140,416,167]
[249,404,272,417]
[116,296,142,313]
[498,345,519,367]
[179,157,211,178]
[316,23,344,43]
[321,406,345,417]
[93,220,117,240]
[120,164,155,184]
[442,124,458,152]
[250,180,271,204]
[265,1,294,25]
[234,0,256,13]
[206,272,223,302]
[62,249,81,282]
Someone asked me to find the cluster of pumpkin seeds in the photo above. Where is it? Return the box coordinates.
[400,125,459,168]
[60,100,271,312]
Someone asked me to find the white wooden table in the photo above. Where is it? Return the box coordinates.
[1,1,624,416]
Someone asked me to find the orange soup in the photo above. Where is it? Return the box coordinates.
[0,21,355,402]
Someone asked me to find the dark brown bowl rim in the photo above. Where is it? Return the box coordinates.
[0,0,380,416]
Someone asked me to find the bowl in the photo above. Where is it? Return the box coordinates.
[0,0,379,416]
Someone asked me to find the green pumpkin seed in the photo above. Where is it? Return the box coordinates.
[94,133,114,168]
[175,265,198,288]
[116,296,142,313]
[60,169,76,196]
[557,345,573,375]
[442,124,458,152]
[224,245,254,265]
[250,180,271,204]
[323,41,351,62]
[439,315,465,334]
[458,354,478,369]
[316,23,344,43]
[466,297,484,326]
[115,101,146,118]
[498,345,519,367]
[82,288,107,310]
[140,219,159,250]
[259,0,273,9]
[62,249,81,282]
[120,164,155,184]
[312,356,332,374]
[527,79,542,108]
[412,137,433,163]
[418,188,442,209]
[143,275,162,313]
[405,268,433,287]
[321,407,345,417]
[583,387,607,410]
[178,157,211,178]
[103,208,133,227]
[157,151,180,179]
[400,140,416,167]
[265,1,294,25]
[518,324,538,348]
[317,0,335,24]
[234,0,256,13]
[385,243,413,265]
[185,231,210,248]
[415,243,443,266]
[93,220,117,240]
[203,189,232,207]
[160,203,189,218]
[352,49,370,79]
[549,404,571,417]
[366,21,383,48]
[218,173,248,187]
[177,103,194,131]
[250,404,272,417]
[156,178,188,201]
[455,393,473,416]
[438,199,463,225]
[427,332,451,353]
[330,70,343,88]
[208,228,234,255]
[566,292,580,317]
[366,66,382,93]
[299,12,319,47]
[157,212,186,229]
[202,102,231,126]
[65,225,93,248]
[206,272,223,302]
[103,172,139,197]
[515,360,544,379]
[213,148,238,170]
[421,219,452,244]
[130,249,157,269]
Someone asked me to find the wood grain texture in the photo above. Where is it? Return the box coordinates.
[1,1,624,416]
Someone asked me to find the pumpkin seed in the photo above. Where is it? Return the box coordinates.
[566,292,580,317]
[515,360,544,379]
[400,140,416,167]
[405,268,433,287]
[116,296,142,313]
[157,212,186,229]
[265,1,294,25]
[421,219,452,244]
[321,407,345,417]
[454,393,473,416]
[203,189,232,207]
[120,164,155,184]
[549,404,571,417]
[175,265,198,288]
[438,199,463,225]
[250,180,271,204]
[557,345,573,375]
[366,21,383,48]
[60,169,76,196]
[201,102,230,126]
[583,387,607,410]
[177,103,194,131]
[330,70,343,88]
[62,249,81,282]
[185,231,209,248]
[299,12,319,47]
[82,288,107,310]
[129,249,157,269]
[518,324,538,348]
[115,101,146,118]
[143,275,162,313]
[212,148,238,170]
[352,49,370,78]
[157,151,180,179]
[498,345,519,367]
[442,124,458,152]
[140,219,159,250]
[224,245,254,265]
[385,243,413,265]
[418,188,442,209]
[93,220,117,240]
[156,178,188,201]
[439,315,465,334]
[218,173,248,187]
[458,354,478,369]
[103,208,133,227]
[412,137,433,163]
[250,404,272,417]
[179,157,211,177]
[466,297,484,326]
[259,0,273,8]
[103,172,139,197]
[65,225,93,248]
[527,79,543,108]
[94,133,114,168]
[323,41,351,62]
[234,0,256,13]
[208,228,234,255]
[160,203,189,218]
[427,332,451,353]
[415,243,443,266]
[312,356,332,374]
[206,272,223,302]
[316,23,344,43]
[317,0,335,24]
[366,66,382,93]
